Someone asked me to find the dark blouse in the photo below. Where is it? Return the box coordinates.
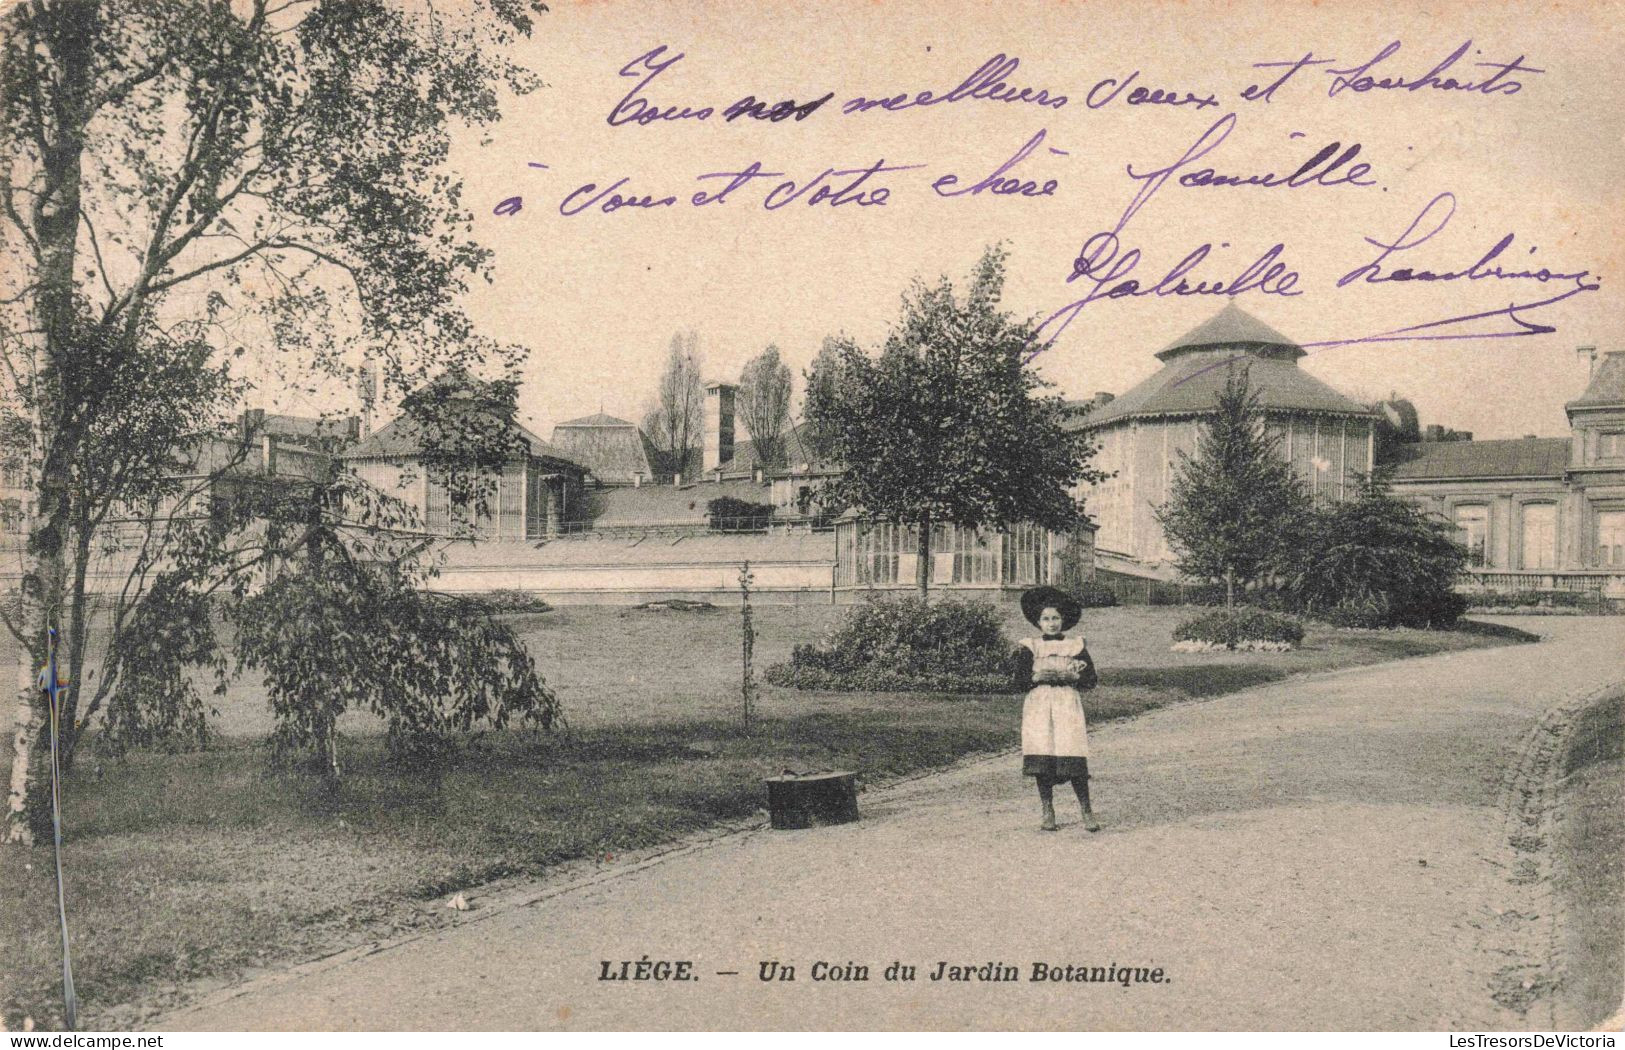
[1010,634,1099,691]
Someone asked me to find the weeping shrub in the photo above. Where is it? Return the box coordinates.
[99,577,222,756]
[234,554,562,769]
[1276,474,1468,628]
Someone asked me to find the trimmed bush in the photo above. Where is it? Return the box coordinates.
[706,496,774,532]
[458,588,553,614]
[1173,608,1305,650]
[764,594,1013,693]
[1077,584,1119,608]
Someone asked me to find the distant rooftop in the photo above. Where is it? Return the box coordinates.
[1389,437,1570,481]
[346,414,582,467]
[550,412,659,484]
[556,411,637,428]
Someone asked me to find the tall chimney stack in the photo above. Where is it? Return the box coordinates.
[703,382,736,474]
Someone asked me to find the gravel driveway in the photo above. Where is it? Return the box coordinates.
[164,617,1624,1031]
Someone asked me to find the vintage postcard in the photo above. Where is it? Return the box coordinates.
[1,0,1623,1035]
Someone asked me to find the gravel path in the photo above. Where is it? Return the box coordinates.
[164,617,1625,1031]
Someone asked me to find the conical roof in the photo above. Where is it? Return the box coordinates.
[1154,302,1303,362]
[549,413,656,483]
[1074,305,1372,428]
[346,414,578,464]
[557,411,636,428]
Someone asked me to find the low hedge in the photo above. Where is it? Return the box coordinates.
[1173,608,1305,649]
[764,594,1014,693]
[762,665,1013,693]
[1077,584,1119,608]
[1316,596,1395,629]
[1469,589,1597,610]
[706,496,774,532]
[1286,589,1469,629]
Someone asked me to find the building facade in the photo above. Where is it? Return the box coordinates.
[345,413,586,542]
[1388,349,1625,598]
[1070,304,1378,579]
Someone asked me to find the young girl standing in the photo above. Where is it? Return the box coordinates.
[1012,586,1100,833]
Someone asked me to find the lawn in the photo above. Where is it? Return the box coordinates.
[0,601,1533,1029]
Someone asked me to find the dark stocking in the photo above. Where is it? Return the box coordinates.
[1071,776,1101,831]
[1036,776,1058,831]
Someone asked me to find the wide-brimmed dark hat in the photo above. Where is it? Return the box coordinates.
[1020,586,1082,631]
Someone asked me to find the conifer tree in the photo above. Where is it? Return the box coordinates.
[1157,366,1310,606]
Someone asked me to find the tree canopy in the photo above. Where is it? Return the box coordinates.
[642,330,704,474]
[736,344,791,472]
[1276,470,1469,627]
[804,246,1103,595]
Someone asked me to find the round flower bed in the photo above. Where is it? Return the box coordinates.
[1171,608,1305,652]
[1170,638,1297,653]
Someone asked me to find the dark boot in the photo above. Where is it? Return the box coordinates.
[1072,776,1100,832]
[1037,778,1058,832]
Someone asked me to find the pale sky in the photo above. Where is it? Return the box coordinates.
[352,0,1625,441]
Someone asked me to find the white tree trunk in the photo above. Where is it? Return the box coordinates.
[6,651,41,845]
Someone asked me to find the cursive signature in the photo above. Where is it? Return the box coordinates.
[1027,233,1303,358]
[1337,191,1596,296]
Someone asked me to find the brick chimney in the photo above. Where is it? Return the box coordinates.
[703,382,736,473]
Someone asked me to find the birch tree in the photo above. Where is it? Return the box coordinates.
[0,0,548,843]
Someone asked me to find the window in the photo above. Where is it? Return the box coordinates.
[949,526,998,585]
[1002,523,1049,585]
[499,464,523,540]
[1520,504,1556,569]
[854,521,900,585]
[425,472,450,532]
[1600,432,1625,459]
[526,465,547,540]
[1599,511,1625,567]
[1454,505,1490,568]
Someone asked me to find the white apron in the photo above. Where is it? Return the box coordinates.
[1020,636,1090,761]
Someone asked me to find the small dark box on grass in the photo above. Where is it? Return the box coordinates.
[764,771,859,830]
